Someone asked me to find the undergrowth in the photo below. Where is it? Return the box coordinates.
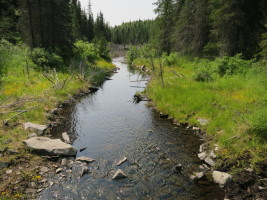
[133,52,267,171]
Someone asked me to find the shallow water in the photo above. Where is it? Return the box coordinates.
[39,57,224,200]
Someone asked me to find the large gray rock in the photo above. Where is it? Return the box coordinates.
[212,171,232,188]
[23,137,77,156]
[24,122,47,134]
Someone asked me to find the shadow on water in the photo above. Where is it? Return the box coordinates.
[39,57,225,200]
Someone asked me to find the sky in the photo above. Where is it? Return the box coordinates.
[79,0,157,27]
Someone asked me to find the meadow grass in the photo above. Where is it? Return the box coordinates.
[134,55,267,170]
[0,43,115,153]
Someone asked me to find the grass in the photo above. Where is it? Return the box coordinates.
[0,42,115,162]
[133,54,267,171]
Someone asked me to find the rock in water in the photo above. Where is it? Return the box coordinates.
[76,156,95,164]
[80,166,89,177]
[212,171,232,188]
[23,137,77,156]
[62,132,70,144]
[117,157,127,166]
[24,122,47,135]
[112,169,127,180]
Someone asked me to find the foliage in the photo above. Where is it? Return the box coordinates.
[126,46,140,63]
[132,53,267,167]
[74,40,99,63]
[214,54,253,76]
[31,48,63,71]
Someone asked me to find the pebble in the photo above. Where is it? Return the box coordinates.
[56,168,63,174]
[6,169,12,174]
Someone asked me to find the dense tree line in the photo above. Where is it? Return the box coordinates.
[0,0,111,59]
[154,0,267,58]
[111,20,154,45]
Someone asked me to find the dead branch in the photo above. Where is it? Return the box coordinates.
[3,105,40,125]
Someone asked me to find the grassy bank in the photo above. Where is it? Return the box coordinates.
[133,53,267,172]
[0,41,115,198]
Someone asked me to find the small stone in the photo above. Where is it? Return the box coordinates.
[37,189,43,193]
[66,170,72,174]
[190,172,205,180]
[112,169,127,180]
[76,156,95,164]
[209,151,217,159]
[40,179,47,183]
[50,182,54,186]
[62,132,70,144]
[25,188,35,194]
[61,158,68,166]
[117,157,127,166]
[205,157,215,166]
[24,122,47,134]
[31,182,36,188]
[28,133,37,138]
[80,166,89,177]
[212,171,232,188]
[198,152,208,160]
[56,168,63,174]
[214,144,219,151]
[197,118,209,126]
[6,169,12,174]
[259,186,265,191]
[40,166,49,173]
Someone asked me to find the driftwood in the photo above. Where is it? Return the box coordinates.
[3,105,40,125]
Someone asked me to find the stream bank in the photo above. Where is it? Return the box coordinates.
[36,57,224,200]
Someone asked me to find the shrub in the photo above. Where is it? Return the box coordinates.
[193,66,214,82]
[214,54,253,76]
[31,48,63,71]
[126,46,140,63]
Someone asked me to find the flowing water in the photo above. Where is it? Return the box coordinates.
[39,57,224,200]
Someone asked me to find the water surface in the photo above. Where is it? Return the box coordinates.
[39,57,224,200]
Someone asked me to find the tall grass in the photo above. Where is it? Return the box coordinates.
[133,53,267,168]
[0,40,115,150]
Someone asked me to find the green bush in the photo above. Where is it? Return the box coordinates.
[126,46,140,63]
[74,40,99,63]
[214,54,253,76]
[193,66,214,82]
[31,48,63,71]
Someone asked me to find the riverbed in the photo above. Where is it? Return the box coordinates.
[38,57,224,200]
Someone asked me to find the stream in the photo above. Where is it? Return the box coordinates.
[38,57,224,200]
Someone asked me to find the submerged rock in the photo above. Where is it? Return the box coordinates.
[24,122,47,134]
[159,112,169,119]
[212,171,232,188]
[190,172,205,181]
[76,156,95,164]
[112,169,127,180]
[23,137,77,156]
[80,166,89,177]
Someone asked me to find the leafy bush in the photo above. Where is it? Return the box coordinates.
[31,48,63,71]
[163,52,178,67]
[193,66,214,82]
[126,46,140,63]
[214,54,253,76]
[74,40,99,63]
[93,37,110,61]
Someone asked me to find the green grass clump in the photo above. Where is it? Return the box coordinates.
[133,53,267,169]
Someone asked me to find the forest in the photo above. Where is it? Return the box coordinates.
[1,0,267,199]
